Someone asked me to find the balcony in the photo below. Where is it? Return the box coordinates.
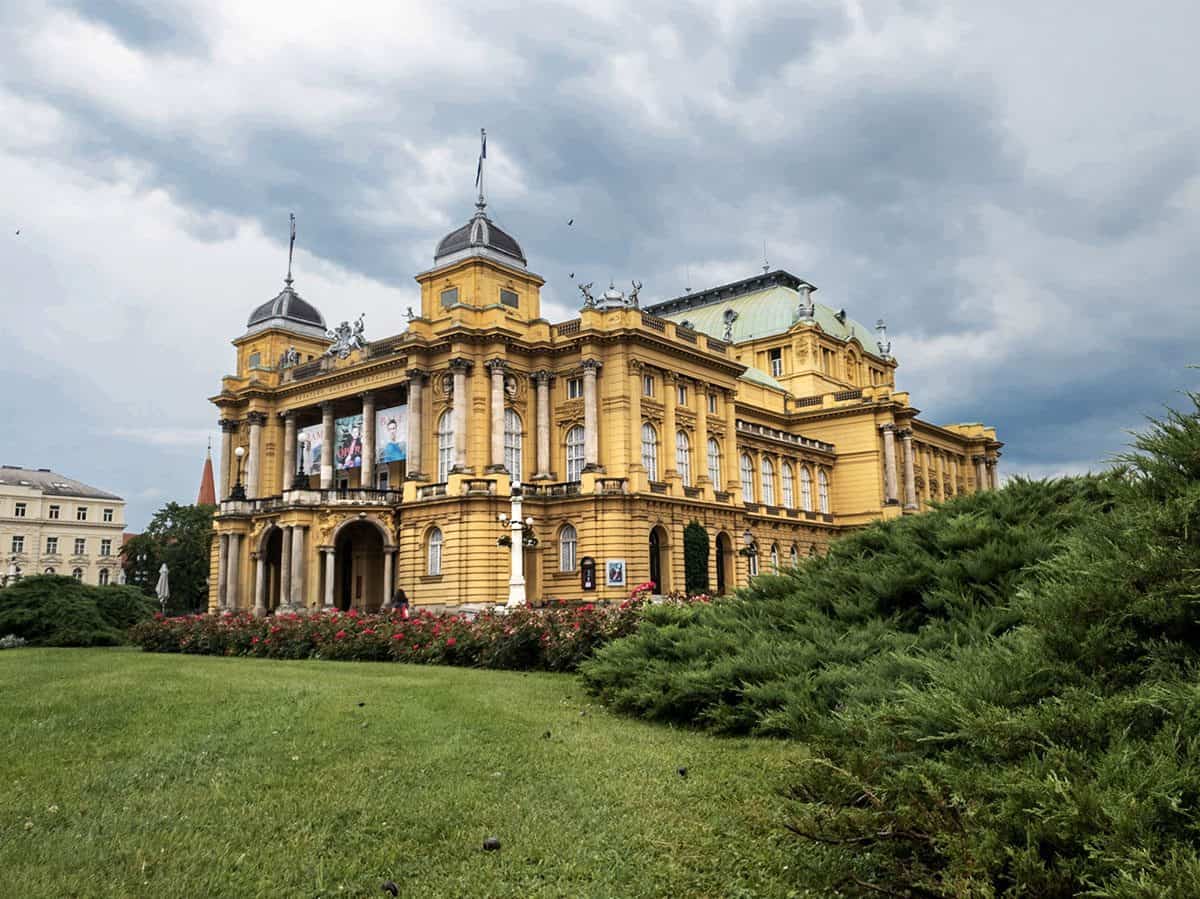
[416,483,448,500]
[221,487,404,515]
[525,481,582,498]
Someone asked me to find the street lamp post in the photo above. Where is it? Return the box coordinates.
[498,477,534,608]
[229,445,247,501]
[294,437,309,489]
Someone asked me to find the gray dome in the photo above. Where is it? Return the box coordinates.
[247,283,326,331]
[434,203,526,268]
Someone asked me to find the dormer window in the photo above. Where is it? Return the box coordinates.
[248,352,261,368]
[440,287,459,308]
[500,288,519,308]
[769,347,783,378]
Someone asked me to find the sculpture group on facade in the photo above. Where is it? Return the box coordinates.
[325,314,368,359]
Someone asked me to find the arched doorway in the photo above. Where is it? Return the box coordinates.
[715,532,733,596]
[648,525,670,594]
[334,520,385,612]
[262,526,283,612]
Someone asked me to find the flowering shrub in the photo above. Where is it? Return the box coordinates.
[128,588,712,672]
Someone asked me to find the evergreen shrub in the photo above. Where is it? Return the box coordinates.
[0,575,157,646]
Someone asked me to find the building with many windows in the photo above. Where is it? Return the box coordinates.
[209,187,1001,613]
[0,466,126,585]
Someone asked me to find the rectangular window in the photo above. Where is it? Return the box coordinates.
[337,478,349,492]
[103,508,114,523]
[100,539,112,557]
[46,537,58,555]
[248,352,261,368]
[567,378,583,399]
[770,347,783,378]
[707,393,718,415]
[48,504,60,520]
[676,385,687,406]
[377,471,389,490]
[642,374,654,397]
[440,287,459,308]
[499,288,519,308]
[11,536,24,553]
[13,502,26,518]
[76,506,87,521]
[74,538,86,556]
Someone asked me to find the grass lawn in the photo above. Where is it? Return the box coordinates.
[0,649,813,898]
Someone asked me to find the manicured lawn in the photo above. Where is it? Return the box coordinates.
[0,649,812,898]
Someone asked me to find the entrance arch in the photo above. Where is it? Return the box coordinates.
[715,531,733,596]
[260,526,284,612]
[330,517,393,612]
[648,524,671,594]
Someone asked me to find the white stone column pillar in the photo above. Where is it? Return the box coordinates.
[245,412,266,499]
[582,359,602,472]
[382,549,394,609]
[899,428,918,510]
[322,547,336,609]
[988,455,1000,490]
[361,392,376,488]
[282,412,297,492]
[449,358,473,473]
[279,525,293,611]
[486,359,508,472]
[218,420,237,499]
[696,387,710,485]
[534,370,552,479]
[254,553,266,616]
[226,533,241,610]
[974,455,987,492]
[880,424,899,505]
[290,526,305,608]
[217,533,229,609]
[950,457,960,497]
[935,451,946,501]
[406,369,426,479]
[320,402,335,489]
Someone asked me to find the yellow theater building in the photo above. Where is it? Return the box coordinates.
[208,185,1001,613]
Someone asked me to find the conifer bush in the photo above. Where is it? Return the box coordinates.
[0,575,156,646]
[581,394,1200,895]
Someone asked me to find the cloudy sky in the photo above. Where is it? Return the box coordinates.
[2,0,1197,529]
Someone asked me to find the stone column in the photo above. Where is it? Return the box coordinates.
[696,386,710,484]
[254,553,266,617]
[950,457,960,497]
[662,373,677,482]
[486,359,508,472]
[217,533,229,609]
[226,533,241,610]
[988,455,1000,490]
[382,549,394,609]
[582,359,602,472]
[322,548,336,609]
[290,526,306,609]
[219,420,237,499]
[935,451,946,501]
[406,369,427,479]
[449,358,473,473]
[361,392,376,488]
[627,360,643,480]
[245,412,266,499]
[899,428,918,510]
[279,525,293,611]
[725,388,740,494]
[974,455,987,492]
[534,370,552,479]
[880,424,899,505]
[320,402,335,489]
[282,412,297,492]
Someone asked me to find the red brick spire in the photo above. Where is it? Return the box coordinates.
[198,441,216,506]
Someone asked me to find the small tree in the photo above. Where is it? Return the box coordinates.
[683,520,710,596]
[122,502,215,614]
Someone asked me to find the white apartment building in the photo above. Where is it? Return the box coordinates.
[0,466,126,586]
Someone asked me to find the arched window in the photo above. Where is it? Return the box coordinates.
[790,544,799,567]
[504,408,522,477]
[566,426,585,482]
[436,411,454,482]
[740,454,755,502]
[559,524,577,572]
[43,567,54,575]
[761,458,776,506]
[675,431,691,486]
[800,465,813,511]
[818,469,830,513]
[72,568,83,581]
[707,438,721,486]
[642,423,659,481]
[781,463,795,509]
[770,543,780,571]
[747,549,759,577]
[98,569,109,585]
[427,528,443,576]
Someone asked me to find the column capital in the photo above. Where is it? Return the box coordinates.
[484,357,510,374]
[532,369,554,384]
[406,367,430,382]
[278,409,297,421]
[581,358,602,374]
[627,358,644,374]
[984,458,997,469]
[359,390,376,401]
[879,423,896,433]
[219,418,239,433]
[320,400,335,413]
[448,357,474,373]
[897,427,914,440]
[246,411,269,426]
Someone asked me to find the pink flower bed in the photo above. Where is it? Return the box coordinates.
[129,582,712,672]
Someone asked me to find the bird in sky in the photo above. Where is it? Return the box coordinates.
[14,229,19,235]
[567,218,573,226]
[569,272,575,279]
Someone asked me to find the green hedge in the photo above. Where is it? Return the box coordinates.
[0,575,157,646]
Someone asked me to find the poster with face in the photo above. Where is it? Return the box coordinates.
[297,423,323,475]
[605,559,626,588]
[335,414,364,471]
[376,405,407,464]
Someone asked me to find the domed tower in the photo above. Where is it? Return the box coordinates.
[416,135,544,323]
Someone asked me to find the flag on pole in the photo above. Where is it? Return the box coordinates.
[475,128,487,188]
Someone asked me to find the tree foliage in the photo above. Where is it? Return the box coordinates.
[683,520,710,595]
[583,393,1200,893]
[122,502,214,614]
[0,575,156,646]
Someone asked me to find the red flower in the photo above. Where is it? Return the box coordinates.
[335,629,347,640]
[446,637,457,647]
[391,633,403,641]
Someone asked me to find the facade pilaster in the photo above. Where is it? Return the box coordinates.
[279,525,293,611]
[322,548,336,609]
[582,359,602,472]
[974,455,987,493]
[533,370,552,479]
[696,386,711,495]
[406,369,427,479]
[218,419,238,500]
[449,358,474,473]
[320,402,335,489]
[254,553,266,616]
[899,428,918,510]
[486,359,508,473]
[226,533,241,610]
[246,412,267,499]
[627,359,644,488]
[383,549,395,608]
[361,392,376,488]
[934,451,946,501]
[217,532,229,609]
[281,412,297,491]
[880,424,899,505]
[290,526,305,608]
[724,389,740,497]
[662,372,678,484]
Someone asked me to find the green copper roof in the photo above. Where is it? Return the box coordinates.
[739,364,788,393]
